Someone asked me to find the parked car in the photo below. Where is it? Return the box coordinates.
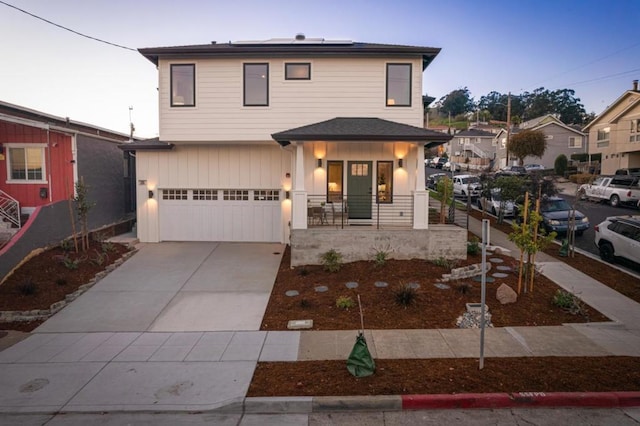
[432,157,447,169]
[615,168,640,177]
[594,215,640,266]
[426,173,447,190]
[476,188,517,217]
[495,165,527,177]
[453,174,482,199]
[442,161,461,172]
[578,175,640,207]
[539,196,589,236]
[524,164,545,172]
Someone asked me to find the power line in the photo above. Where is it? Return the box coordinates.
[0,0,136,51]
[560,67,640,89]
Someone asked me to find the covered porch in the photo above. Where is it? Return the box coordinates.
[272,117,463,265]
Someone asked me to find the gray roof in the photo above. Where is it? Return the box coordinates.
[118,137,174,151]
[139,41,440,69]
[271,117,452,147]
[454,129,496,138]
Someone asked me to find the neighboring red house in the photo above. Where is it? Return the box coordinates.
[0,101,134,280]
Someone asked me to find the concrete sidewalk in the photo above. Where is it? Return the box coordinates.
[2,222,640,414]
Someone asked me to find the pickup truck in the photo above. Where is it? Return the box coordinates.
[453,174,482,199]
[578,175,640,207]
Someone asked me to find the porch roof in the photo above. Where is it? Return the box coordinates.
[271,117,452,147]
[118,137,175,151]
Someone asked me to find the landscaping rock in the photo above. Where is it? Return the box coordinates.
[456,311,493,328]
[285,290,299,297]
[314,286,328,293]
[374,281,388,288]
[345,281,358,289]
[496,283,518,304]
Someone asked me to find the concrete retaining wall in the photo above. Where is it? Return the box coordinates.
[290,225,467,267]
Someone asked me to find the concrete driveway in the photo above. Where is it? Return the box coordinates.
[36,242,285,333]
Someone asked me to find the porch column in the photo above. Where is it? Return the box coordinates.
[413,142,429,229]
[291,141,308,229]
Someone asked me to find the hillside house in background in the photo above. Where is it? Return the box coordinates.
[583,80,640,174]
[127,35,462,266]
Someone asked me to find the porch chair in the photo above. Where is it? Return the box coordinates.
[330,201,348,225]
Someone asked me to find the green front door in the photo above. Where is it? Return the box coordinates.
[347,161,372,219]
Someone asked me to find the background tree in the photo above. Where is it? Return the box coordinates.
[509,129,546,165]
[438,87,475,117]
[554,154,568,176]
[492,176,527,224]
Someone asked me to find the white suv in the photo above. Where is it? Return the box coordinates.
[594,216,640,266]
[453,174,481,199]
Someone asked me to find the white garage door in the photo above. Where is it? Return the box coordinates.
[159,188,282,242]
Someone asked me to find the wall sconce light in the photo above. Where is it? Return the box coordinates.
[148,190,154,199]
[398,158,404,168]
[39,187,48,199]
[285,191,290,199]
[317,158,323,168]
[0,143,3,154]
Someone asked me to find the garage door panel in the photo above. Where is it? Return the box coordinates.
[159,190,281,242]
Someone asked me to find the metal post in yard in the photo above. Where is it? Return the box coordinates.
[479,219,489,370]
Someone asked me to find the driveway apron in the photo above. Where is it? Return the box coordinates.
[35,242,284,333]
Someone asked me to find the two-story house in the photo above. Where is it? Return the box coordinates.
[583,80,640,174]
[128,36,460,265]
[448,128,497,170]
[494,114,587,170]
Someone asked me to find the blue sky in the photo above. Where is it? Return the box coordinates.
[1,0,638,137]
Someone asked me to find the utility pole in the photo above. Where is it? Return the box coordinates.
[506,93,511,166]
[128,106,135,141]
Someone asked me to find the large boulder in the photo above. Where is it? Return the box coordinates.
[496,283,518,304]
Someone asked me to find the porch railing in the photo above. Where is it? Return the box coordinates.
[307,194,414,229]
[0,189,21,229]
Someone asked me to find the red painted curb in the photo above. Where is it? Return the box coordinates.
[402,392,640,410]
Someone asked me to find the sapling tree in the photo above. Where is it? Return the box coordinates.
[73,177,95,252]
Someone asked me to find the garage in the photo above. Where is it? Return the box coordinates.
[158,188,282,242]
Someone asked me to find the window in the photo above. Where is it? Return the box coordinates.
[193,189,218,200]
[162,189,188,200]
[254,190,279,201]
[327,161,343,203]
[568,136,582,148]
[244,63,269,106]
[597,127,610,147]
[386,63,411,106]
[223,190,249,200]
[170,64,195,107]
[7,146,46,182]
[376,161,393,203]
[285,63,310,80]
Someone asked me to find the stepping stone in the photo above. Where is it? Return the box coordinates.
[374,281,388,288]
[285,290,299,297]
[408,282,420,290]
[497,266,512,271]
[345,281,359,289]
[473,276,495,283]
[434,283,451,290]
[492,272,509,278]
[489,258,504,263]
[314,286,328,293]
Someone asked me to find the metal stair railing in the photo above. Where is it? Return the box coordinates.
[0,190,21,229]
[464,142,490,159]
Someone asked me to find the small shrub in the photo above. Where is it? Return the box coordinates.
[552,289,588,318]
[467,237,480,256]
[321,249,343,273]
[569,173,593,184]
[336,295,355,310]
[59,239,74,252]
[91,250,108,266]
[373,249,389,268]
[61,255,81,270]
[393,283,417,307]
[297,267,309,277]
[56,278,67,286]
[299,298,311,309]
[455,282,472,295]
[101,241,116,253]
[432,257,449,268]
[18,278,37,296]
[554,154,568,176]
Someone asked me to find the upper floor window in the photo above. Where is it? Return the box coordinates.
[170,64,195,107]
[631,119,640,133]
[568,136,582,148]
[7,145,46,182]
[386,63,411,107]
[285,63,311,80]
[597,127,610,147]
[244,63,269,106]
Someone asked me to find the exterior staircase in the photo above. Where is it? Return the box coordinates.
[463,143,490,159]
[0,190,21,248]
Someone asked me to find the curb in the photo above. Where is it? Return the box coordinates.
[243,392,640,413]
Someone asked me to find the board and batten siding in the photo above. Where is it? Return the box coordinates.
[136,145,292,242]
[159,57,424,142]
